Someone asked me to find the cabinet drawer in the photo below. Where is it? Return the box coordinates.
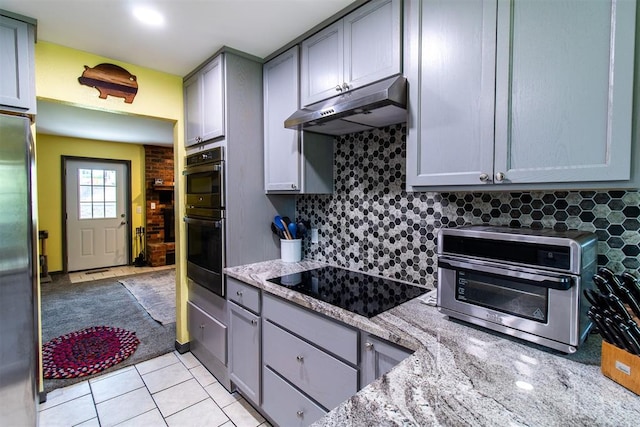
[263,321,357,410]
[262,366,326,427]
[227,277,260,313]
[263,293,358,364]
[187,301,226,364]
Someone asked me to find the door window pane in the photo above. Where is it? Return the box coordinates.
[78,168,117,219]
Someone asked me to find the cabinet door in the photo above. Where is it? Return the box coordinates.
[187,301,227,364]
[264,47,301,192]
[405,0,497,187]
[229,302,260,404]
[200,55,225,142]
[184,73,202,147]
[360,334,412,387]
[0,16,34,113]
[494,0,636,184]
[344,0,401,91]
[301,20,344,106]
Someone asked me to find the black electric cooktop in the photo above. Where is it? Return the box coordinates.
[267,266,428,318]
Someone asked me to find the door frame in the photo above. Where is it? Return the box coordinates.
[61,156,133,273]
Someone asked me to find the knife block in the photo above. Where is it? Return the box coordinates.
[601,340,640,395]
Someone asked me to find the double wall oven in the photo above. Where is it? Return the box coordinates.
[184,147,225,296]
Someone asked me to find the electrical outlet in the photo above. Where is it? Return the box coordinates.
[311,228,319,244]
[136,206,142,214]
[151,202,156,210]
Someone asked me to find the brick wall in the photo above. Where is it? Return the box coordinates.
[144,146,174,265]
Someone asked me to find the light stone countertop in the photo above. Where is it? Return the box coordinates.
[225,260,640,427]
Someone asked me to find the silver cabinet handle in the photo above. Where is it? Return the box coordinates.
[335,85,343,92]
[296,355,304,362]
[342,82,349,91]
[250,319,257,325]
[236,290,243,296]
[120,221,127,225]
[199,324,205,329]
[479,173,489,182]
[365,342,374,350]
[495,172,505,182]
[296,410,304,418]
[291,184,297,189]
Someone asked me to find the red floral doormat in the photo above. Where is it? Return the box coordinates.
[43,326,140,379]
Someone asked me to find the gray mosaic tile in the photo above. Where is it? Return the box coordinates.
[296,125,640,286]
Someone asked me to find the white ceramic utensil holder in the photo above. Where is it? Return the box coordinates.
[281,239,302,262]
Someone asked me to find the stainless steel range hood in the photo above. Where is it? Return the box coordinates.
[284,75,407,136]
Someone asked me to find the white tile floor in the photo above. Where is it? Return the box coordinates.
[39,351,270,427]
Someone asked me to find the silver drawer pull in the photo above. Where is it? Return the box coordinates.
[236,290,243,296]
[199,324,205,329]
[296,410,304,418]
[335,85,343,92]
[251,319,257,326]
[365,342,374,350]
[296,355,304,362]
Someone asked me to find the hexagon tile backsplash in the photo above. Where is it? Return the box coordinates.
[296,124,640,287]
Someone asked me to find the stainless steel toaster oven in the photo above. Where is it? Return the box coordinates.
[437,226,598,353]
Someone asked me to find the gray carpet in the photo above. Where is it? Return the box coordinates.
[41,270,176,394]
[118,269,175,325]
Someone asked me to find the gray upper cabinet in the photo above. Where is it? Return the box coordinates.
[0,14,36,114]
[300,0,401,106]
[184,54,225,147]
[406,0,636,190]
[263,47,334,194]
[264,47,302,192]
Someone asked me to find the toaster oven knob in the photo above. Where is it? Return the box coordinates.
[479,173,489,182]
[495,172,505,182]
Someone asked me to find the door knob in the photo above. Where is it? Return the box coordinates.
[479,173,489,182]
[495,172,505,182]
[342,82,349,91]
[120,221,127,225]
[335,85,343,92]
[296,355,304,362]
[365,342,374,350]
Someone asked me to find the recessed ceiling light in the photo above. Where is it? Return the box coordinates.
[133,6,165,27]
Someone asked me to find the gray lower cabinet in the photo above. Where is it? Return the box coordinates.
[262,366,327,427]
[0,13,36,114]
[187,300,227,365]
[228,301,261,405]
[360,333,412,387]
[261,293,358,426]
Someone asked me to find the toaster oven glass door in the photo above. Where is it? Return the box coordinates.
[455,270,549,323]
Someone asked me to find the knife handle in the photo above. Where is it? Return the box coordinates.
[620,271,640,302]
[618,323,640,356]
[617,286,640,319]
[593,274,614,296]
[607,293,634,322]
[588,309,615,345]
[604,317,632,352]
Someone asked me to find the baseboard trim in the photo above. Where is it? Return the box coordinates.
[174,340,190,354]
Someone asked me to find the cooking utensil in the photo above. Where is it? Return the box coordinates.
[274,215,292,239]
[288,222,298,240]
[271,222,284,239]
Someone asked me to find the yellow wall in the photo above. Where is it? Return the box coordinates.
[34,41,189,350]
[36,135,145,272]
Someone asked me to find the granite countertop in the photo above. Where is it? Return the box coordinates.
[225,260,640,426]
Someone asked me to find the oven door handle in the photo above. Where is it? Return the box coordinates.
[438,259,573,290]
[183,162,223,176]
[184,216,223,228]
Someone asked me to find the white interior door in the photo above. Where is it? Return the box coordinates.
[65,159,128,271]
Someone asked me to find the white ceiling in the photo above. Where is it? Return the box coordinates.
[2,0,357,146]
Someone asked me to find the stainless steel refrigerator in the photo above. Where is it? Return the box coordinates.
[0,113,38,425]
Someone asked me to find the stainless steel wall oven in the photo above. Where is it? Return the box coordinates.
[184,147,225,296]
[437,226,598,353]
